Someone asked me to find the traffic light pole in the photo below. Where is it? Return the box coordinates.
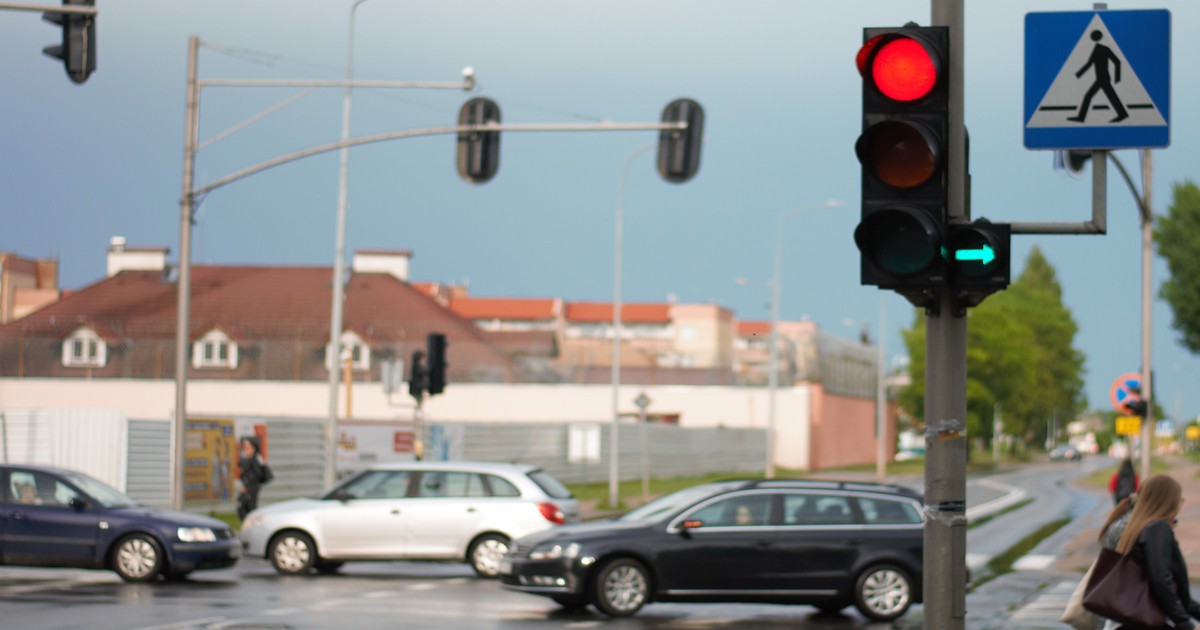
[927,0,968,628]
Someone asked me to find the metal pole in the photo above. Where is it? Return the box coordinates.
[609,142,655,509]
[326,0,369,492]
[639,405,649,501]
[769,201,843,479]
[876,293,886,482]
[767,221,783,479]
[173,35,201,512]
[927,0,968,627]
[1140,149,1153,480]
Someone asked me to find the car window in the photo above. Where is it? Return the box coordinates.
[340,470,412,500]
[620,482,744,523]
[9,470,81,508]
[416,472,488,498]
[784,493,854,525]
[484,474,520,498]
[685,494,772,528]
[859,498,922,525]
[526,470,573,499]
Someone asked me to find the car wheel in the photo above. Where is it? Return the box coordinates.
[314,560,344,575]
[592,557,650,617]
[269,531,317,575]
[853,564,913,622]
[111,533,164,583]
[467,534,510,578]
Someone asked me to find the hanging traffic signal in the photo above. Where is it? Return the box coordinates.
[426,333,448,395]
[43,0,96,84]
[408,350,427,401]
[853,25,949,307]
[945,218,1010,306]
[657,99,704,183]
[456,97,501,184]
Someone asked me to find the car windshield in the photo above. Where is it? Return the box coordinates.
[61,471,140,508]
[617,482,745,523]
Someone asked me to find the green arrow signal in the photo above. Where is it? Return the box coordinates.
[954,244,995,264]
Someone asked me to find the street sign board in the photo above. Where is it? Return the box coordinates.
[1109,372,1143,415]
[1116,415,1141,436]
[1025,9,1170,149]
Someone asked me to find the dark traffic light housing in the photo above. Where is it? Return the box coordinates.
[408,350,427,401]
[854,25,949,308]
[456,97,501,184]
[426,333,447,395]
[657,99,704,183]
[43,0,96,84]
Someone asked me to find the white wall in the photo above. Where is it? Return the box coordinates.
[0,408,128,490]
[0,378,812,470]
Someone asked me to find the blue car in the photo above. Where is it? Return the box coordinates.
[2,464,241,582]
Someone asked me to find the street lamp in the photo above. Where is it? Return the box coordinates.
[609,141,656,509]
[843,299,889,482]
[324,0,372,491]
[767,200,843,478]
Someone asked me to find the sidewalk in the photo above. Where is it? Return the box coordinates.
[955,456,1200,629]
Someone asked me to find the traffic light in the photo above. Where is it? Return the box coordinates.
[43,0,96,84]
[408,350,426,401]
[456,97,501,184]
[657,98,704,183]
[426,333,447,395]
[945,218,1010,306]
[853,25,949,306]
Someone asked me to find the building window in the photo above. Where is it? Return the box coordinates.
[61,327,107,368]
[326,332,370,372]
[192,329,238,369]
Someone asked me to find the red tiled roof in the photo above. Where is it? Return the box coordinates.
[450,297,556,320]
[565,302,671,324]
[737,321,771,336]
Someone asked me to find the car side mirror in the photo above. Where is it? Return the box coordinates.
[69,497,89,511]
[328,489,351,503]
[678,519,703,537]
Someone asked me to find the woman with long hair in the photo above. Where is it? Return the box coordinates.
[1112,474,1200,629]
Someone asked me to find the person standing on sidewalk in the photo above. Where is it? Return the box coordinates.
[1109,458,1139,506]
[237,436,272,520]
[1111,474,1200,629]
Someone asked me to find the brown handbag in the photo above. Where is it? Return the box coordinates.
[1082,546,1167,629]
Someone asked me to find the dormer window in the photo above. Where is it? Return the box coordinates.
[326,331,370,372]
[193,329,238,369]
[62,327,107,368]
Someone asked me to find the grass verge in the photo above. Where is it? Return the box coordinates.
[971,517,1071,589]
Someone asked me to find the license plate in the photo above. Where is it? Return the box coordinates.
[499,559,512,575]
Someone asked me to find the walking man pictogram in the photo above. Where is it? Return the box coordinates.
[1068,30,1128,123]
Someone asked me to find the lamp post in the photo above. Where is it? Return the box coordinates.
[767,200,843,478]
[610,141,656,509]
[325,0,372,491]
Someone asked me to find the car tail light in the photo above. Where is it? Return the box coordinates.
[537,502,565,525]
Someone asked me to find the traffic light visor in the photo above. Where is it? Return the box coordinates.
[854,207,941,277]
[869,36,939,102]
[857,121,939,189]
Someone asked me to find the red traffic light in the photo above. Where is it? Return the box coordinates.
[858,34,942,103]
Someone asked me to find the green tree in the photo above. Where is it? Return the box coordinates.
[898,247,1086,448]
[1153,181,1200,353]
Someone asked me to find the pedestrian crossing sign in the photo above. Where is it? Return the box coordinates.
[1025,9,1170,149]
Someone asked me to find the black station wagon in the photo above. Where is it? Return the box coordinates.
[500,479,924,621]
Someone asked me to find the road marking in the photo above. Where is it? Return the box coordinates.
[1013,554,1057,570]
[133,616,228,630]
[967,478,1028,520]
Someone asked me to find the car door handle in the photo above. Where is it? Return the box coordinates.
[754,540,771,549]
[10,511,25,520]
[390,509,401,515]
[466,507,477,513]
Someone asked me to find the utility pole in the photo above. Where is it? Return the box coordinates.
[926,0,968,627]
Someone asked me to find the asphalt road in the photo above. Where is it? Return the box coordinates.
[0,459,1102,630]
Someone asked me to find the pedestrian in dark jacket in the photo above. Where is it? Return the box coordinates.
[1109,458,1139,505]
[237,437,269,520]
[1113,474,1200,629]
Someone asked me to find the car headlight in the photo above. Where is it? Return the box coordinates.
[528,542,580,561]
[177,527,217,543]
[241,514,265,530]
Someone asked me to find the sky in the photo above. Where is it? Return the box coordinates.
[3,0,1199,425]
